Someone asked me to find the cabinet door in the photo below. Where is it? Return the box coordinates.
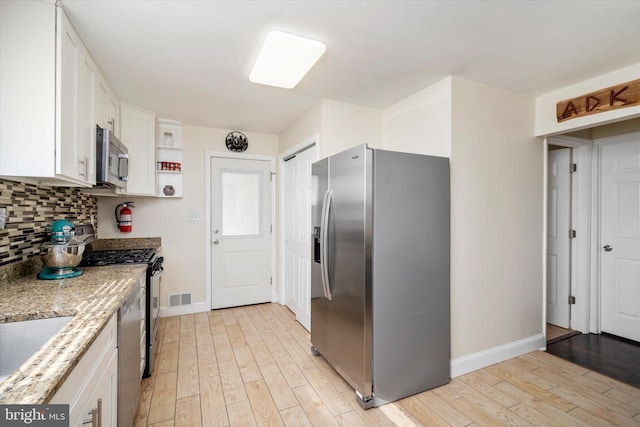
[96,71,121,139]
[57,10,79,180]
[108,94,120,138]
[121,103,156,195]
[96,74,108,130]
[0,1,57,178]
[51,315,117,426]
[57,10,95,185]
[75,349,118,427]
[77,47,97,184]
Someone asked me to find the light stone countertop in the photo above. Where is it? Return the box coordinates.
[0,264,147,403]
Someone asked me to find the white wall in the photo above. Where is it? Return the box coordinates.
[97,124,278,309]
[279,102,323,154]
[320,99,382,158]
[535,62,640,137]
[279,99,382,158]
[382,76,452,157]
[450,77,543,362]
[591,117,640,139]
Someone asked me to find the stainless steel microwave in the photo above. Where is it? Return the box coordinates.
[96,125,128,189]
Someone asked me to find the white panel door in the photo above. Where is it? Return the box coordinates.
[211,158,272,309]
[547,148,572,328]
[601,138,640,342]
[284,147,315,331]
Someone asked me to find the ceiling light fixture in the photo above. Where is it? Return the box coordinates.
[249,30,326,89]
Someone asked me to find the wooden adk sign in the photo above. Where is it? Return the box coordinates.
[556,78,640,122]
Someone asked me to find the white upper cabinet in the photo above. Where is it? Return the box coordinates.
[58,10,97,184]
[120,103,156,196]
[108,95,121,139]
[0,2,102,186]
[96,71,121,139]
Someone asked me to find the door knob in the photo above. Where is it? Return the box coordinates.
[603,245,613,252]
[213,239,219,245]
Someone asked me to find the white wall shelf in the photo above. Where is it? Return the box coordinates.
[157,119,183,198]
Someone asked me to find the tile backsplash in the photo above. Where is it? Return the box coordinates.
[0,179,98,270]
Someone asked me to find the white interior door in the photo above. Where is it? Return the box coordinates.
[601,138,640,342]
[547,148,572,328]
[284,147,315,331]
[211,157,272,309]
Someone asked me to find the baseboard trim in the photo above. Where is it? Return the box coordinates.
[451,333,546,378]
[160,301,209,317]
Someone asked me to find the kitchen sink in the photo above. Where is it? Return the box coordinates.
[0,316,74,383]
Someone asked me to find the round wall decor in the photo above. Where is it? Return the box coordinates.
[225,131,249,152]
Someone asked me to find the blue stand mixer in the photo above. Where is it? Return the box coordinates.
[37,220,85,280]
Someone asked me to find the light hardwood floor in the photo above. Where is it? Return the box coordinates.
[546,323,578,342]
[134,303,640,426]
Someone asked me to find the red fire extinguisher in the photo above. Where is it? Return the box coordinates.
[115,201,134,232]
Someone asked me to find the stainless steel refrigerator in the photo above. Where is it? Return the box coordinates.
[311,144,450,409]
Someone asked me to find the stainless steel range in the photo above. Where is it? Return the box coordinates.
[81,247,163,377]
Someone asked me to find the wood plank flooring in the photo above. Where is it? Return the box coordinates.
[134,304,640,426]
[546,323,581,343]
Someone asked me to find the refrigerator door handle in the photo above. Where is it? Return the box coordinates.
[321,189,333,300]
[319,189,329,298]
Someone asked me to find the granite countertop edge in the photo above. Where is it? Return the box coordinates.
[0,264,147,404]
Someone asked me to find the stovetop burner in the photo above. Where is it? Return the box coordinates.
[81,248,156,266]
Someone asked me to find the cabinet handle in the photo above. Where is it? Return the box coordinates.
[96,398,102,427]
[78,156,89,179]
[82,408,96,425]
[82,398,101,426]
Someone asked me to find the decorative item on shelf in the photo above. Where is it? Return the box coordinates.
[225,131,248,152]
[163,185,175,196]
[158,161,182,171]
[164,132,174,146]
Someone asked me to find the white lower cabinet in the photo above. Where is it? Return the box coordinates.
[51,314,118,427]
[78,347,117,427]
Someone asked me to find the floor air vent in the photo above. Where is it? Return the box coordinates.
[169,292,192,307]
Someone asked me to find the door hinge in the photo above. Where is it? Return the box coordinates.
[568,296,576,305]
[570,163,577,173]
[569,229,576,239]
[270,277,273,285]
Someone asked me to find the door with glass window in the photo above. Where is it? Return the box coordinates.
[211,157,272,309]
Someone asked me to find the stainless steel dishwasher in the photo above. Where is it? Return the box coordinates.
[118,281,141,427]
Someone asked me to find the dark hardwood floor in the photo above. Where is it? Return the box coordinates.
[546,332,640,389]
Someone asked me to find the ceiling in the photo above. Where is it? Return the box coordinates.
[60,0,640,135]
